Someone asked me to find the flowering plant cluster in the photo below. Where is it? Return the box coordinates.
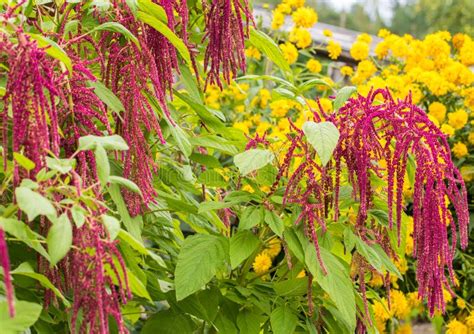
[0,1,471,334]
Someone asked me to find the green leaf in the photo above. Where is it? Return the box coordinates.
[71,205,86,228]
[249,28,291,74]
[0,218,50,260]
[273,277,308,297]
[15,187,56,221]
[190,153,222,168]
[305,243,356,332]
[137,0,168,23]
[175,234,228,300]
[142,310,196,334]
[108,184,140,239]
[105,259,152,301]
[109,175,142,195]
[118,229,148,255]
[302,121,340,166]
[136,11,191,66]
[0,301,42,334]
[237,309,263,334]
[198,170,227,188]
[283,228,305,263]
[166,121,192,157]
[101,215,120,240]
[47,214,72,266]
[333,86,357,111]
[12,262,69,306]
[89,22,139,47]
[28,34,73,74]
[230,230,260,269]
[191,136,239,155]
[177,288,220,322]
[13,152,35,171]
[46,157,75,174]
[94,145,110,186]
[88,80,125,116]
[234,149,274,176]
[239,206,263,230]
[270,305,298,334]
[78,135,129,151]
[264,210,284,237]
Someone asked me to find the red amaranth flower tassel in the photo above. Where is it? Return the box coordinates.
[203,0,254,88]
[0,229,14,317]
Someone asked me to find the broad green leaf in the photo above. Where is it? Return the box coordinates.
[179,64,202,102]
[264,210,284,237]
[190,153,222,168]
[12,262,69,306]
[13,152,35,171]
[89,22,139,47]
[175,234,228,300]
[234,149,274,176]
[198,201,234,214]
[249,28,291,75]
[273,277,308,297]
[230,230,260,269]
[237,310,264,334]
[94,145,110,186]
[198,170,227,188]
[270,305,298,334]
[165,120,192,157]
[78,135,129,151]
[101,215,120,240]
[298,78,331,93]
[283,228,305,263]
[0,301,42,334]
[0,218,50,260]
[239,206,263,230]
[70,205,86,228]
[177,288,220,322]
[136,11,191,66]
[333,86,357,111]
[109,175,142,195]
[305,244,356,332]
[46,157,75,174]
[142,310,196,334]
[28,34,73,74]
[191,136,239,155]
[15,187,56,221]
[137,0,168,23]
[47,214,72,266]
[118,230,148,255]
[88,80,125,116]
[302,121,340,166]
[108,184,140,239]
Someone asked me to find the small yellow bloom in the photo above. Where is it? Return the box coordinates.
[292,7,318,28]
[264,238,282,258]
[456,298,466,309]
[396,323,412,334]
[452,142,468,158]
[245,46,261,60]
[428,102,447,123]
[271,11,285,30]
[466,311,474,330]
[447,109,468,130]
[253,252,272,275]
[357,33,372,44]
[327,40,342,60]
[468,132,474,145]
[306,59,322,73]
[289,27,312,49]
[296,270,306,278]
[280,42,299,65]
[340,66,354,76]
[350,41,370,60]
[391,290,410,319]
[323,29,332,37]
[446,320,468,334]
[378,28,391,38]
[440,124,455,136]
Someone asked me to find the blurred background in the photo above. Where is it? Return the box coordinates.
[256,0,474,37]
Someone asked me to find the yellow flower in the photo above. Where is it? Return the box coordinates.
[350,41,370,60]
[271,11,285,30]
[327,40,342,60]
[253,252,272,275]
[459,37,474,66]
[395,257,408,275]
[428,102,447,123]
[296,270,306,278]
[292,7,317,28]
[461,166,474,182]
[407,292,421,309]
[259,89,271,108]
[443,288,453,303]
[391,290,410,319]
[448,109,468,130]
[276,3,292,14]
[452,33,465,49]
[280,42,298,65]
[318,97,332,113]
[375,40,390,59]
[373,299,390,333]
[351,60,377,84]
[323,29,332,37]
[289,27,312,49]
[284,0,305,9]
[466,311,474,330]
[340,66,353,76]
[306,59,322,73]
[256,122,272,135]
[245,46,261,60]
[270,99,292,118]
[396,323,412,334]
[441,124,455,136]
[468,132,474,145]
[378,28,391,38]
[446,320,468,334]
[456,298,466,309]
[264,238,282,258]
[233,121,251,133]
[262,3,270,9]
[452,142,468,158]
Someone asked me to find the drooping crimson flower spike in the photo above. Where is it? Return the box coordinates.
[0,229,14,317]
[327,88,469,315]
[203,0,255,89]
